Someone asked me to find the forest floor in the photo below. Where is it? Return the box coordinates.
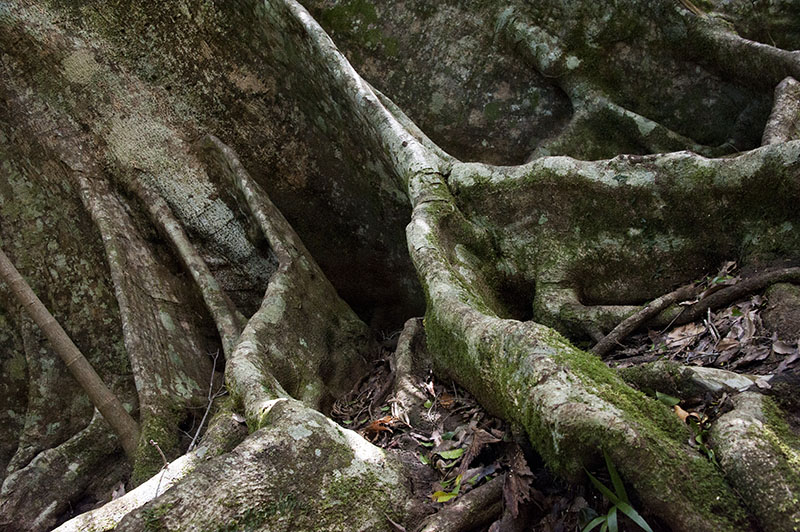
[331,263,800,532]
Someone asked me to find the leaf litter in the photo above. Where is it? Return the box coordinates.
[331,348,607,531]
[611,264,799,376]
[327,264,799,531]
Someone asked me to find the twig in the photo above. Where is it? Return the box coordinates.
[678,0,705,16]
[188,350,223,452]
[591,283,697,357]
[593,266,800,357]
[149,439,169,498]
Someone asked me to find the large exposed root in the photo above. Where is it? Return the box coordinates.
[0,411,124,531]
[128,179,246,357]
[197,135,371,418]
[71,159,215,485]
[498,11,732,158]
[684,15,800,88]
[390,318,430,428]
[113,399,423,532]
[417,475,503,532]
[763,77,800,145]
[711,392,800,532]
[407,187,745,531]
[2,0,800,530]
[53,410,249,532]
[269,2,800,529]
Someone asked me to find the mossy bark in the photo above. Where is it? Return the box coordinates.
[2,0,800,531]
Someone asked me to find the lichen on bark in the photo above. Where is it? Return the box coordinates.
[2,0,800,530]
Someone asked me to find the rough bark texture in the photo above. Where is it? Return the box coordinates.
[2,0,800,531]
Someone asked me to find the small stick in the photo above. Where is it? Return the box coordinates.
[591,283,697,357]
[150,439,169,498]
[188,350,224,452]
[593,266,800,357]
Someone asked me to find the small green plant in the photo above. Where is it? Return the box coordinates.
[582,451,653,532]
[687,415,719,466]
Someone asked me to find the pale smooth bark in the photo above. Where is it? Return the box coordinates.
[0,247,140,460]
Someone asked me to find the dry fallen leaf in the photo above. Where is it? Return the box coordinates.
[772,340,797,355]
[776,353,800,373]
[504,445,535,517]
[667,323,706,349]
[439,392,455,409]
[458,428,501,475]
[716,337,740,352]
[732,345,770,367]
[362,416,396,441]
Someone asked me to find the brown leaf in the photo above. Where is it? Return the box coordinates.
[666,323,705,349]
[361,415,396,441]
[715,349,737,365]
[503,445,535,518]
[776,353,800,373]
[735,345,770,366]
[738,311,757,344]
[439,392,455,409]
[458,428,501,475]
[772,340,797,355]
[716,337,740,352]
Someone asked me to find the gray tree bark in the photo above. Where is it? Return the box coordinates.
[1,0,799,530]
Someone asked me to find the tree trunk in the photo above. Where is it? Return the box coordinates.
[1,0,799,530]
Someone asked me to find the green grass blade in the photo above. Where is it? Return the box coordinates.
[582,516,607,532]
[617,501,654,532]
[604,450,629,504]
[587,469,622,505]
[607,506,618,532]
[656,391,681,407]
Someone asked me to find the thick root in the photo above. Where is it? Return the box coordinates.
[113,399,422,532]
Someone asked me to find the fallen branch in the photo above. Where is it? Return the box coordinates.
[0,246,140,461]
[659,266,800,328]
[591,283,698,357]
[593,266,800,357]
[711,392,800,532]
[417,476,503,532]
